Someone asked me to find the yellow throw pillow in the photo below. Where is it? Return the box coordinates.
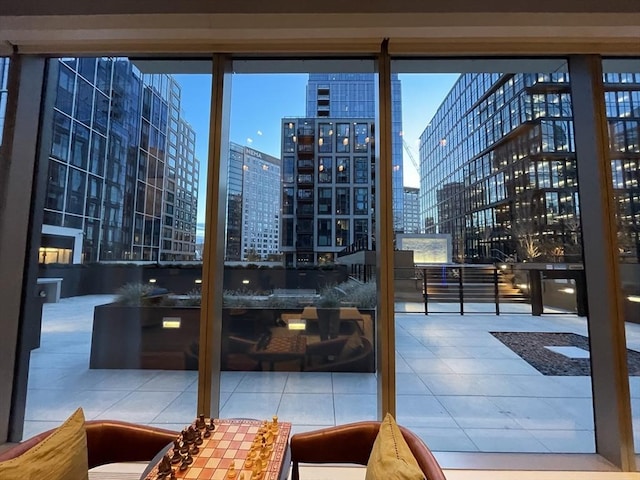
[0,407,88,480]
[366,413,425,480]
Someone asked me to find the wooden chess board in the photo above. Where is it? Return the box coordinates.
[143,418,291,480]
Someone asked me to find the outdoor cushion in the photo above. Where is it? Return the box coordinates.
[0,407,88,480]
[365,413,425,480]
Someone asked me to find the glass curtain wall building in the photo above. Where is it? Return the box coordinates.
[225,142,281,262]
[420,72,584,264]
[306,74,406,233]
[420,71,640,265]
[41,58,199,264]
[403,186,421,234]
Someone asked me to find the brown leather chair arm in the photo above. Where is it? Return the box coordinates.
[291,421,380,479]
[85,420,178,468]
[0,420,178,470]
[290,421,447,480]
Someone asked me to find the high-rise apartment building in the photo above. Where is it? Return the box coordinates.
[420,72,640,263]
[306,73,406,232]
[40,58,198,264]
[281,117,375,266]
[402,186,421,234]
[225,142,281,261]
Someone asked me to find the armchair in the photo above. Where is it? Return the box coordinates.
[0,420,178,470]
[290,420,446,480]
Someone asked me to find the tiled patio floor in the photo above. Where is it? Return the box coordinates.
[21,295,640,455]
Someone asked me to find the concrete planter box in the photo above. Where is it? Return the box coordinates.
[90,304,201,370]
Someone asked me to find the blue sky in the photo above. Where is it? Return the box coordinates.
[174,73,460,237]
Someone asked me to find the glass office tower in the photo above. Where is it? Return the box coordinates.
[41,58,199,263]
[420,71,639,264]
[225,142,281,262]
[306,73,405,233]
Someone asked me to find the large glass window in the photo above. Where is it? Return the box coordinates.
[221,60,378,428]
[603,59,640,454]
[392,59,590,453]
[22,57,211,439]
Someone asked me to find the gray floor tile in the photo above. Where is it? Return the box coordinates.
[331,372,376,394]
[463,428,550,453]
[152,391,198,424]
[397,372,432,394]
[396,395,458,428]
[219,392,282,420]
[441,358,540,375]
[333,394,377,425]
[278,393,335,425]
[407,426,479,452]
[527,429,595,453]
[235,372,289,393]
[284,372,333,393]
[138,370,198,391]
[95,390,182,423]
[437,396,522,429]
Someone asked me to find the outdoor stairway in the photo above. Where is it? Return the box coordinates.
[421,265,529,303]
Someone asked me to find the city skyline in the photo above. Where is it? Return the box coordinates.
[183,72,460,241]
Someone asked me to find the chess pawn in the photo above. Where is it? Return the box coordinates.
[206,418,216,431]
[244,456,254,469]
[203,428,211,438]
[226,460,237,479]
[194,429,203,446]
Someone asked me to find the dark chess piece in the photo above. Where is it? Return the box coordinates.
[171,441,182,464]
[194,429,203,446]
[179,439,189,455]
[191,442,200,455]
[157,454,173,477]
[196,414,206,430]
[184,451,194,465]
[183,427,195,447]
[203,428,211,438]
[179,460,189,472]
[206,418,216,431]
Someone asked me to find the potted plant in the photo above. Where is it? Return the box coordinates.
[316,286,344,340]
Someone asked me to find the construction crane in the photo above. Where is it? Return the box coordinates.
[402,138,420,177]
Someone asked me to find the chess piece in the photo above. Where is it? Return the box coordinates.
[171,440,182,464]
[226,460,237,479]
[206,418,216,431]
[179,460,189,472]
[196,413,206,430]
[183,450,193,466]
[203,428,211,438]
[156,454,172,478]
[179,439,189,455]
[194,429,203,445]
[190,442,200,455]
